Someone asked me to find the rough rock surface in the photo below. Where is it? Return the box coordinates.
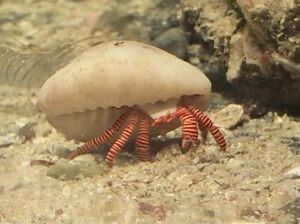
[1,0,299,111]
[181,0,300,111]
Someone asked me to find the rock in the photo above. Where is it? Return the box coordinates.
[30,144,64,166]
[281,137,300,155]
[227,24,300,111]
[243,100,268,119]
[211,104,244,129]
[182,0,300,111]
[237,0,300,63]
[280,197,300,220]
[146,0,180,40]
[227,25,269,82]
[152,28,188,59]
[30,159,55,167]
[90,0,182,44]
[284,166,300,179]
[17,122,36,142]
[0,134,16,147]
[187,44,201,65]
[90,8,149,42]
[0,117,37,147]
[272,53,300,80]
[50,144,72,158]
[137,201,167,221]
[182,0,240,80]
[47,156,104,181]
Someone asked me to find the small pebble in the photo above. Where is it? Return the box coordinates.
[137,201,167,221]
[280,197,300,219]
[243,100,267,118]
[284,166,300,179]
[30,159,55,167]
[281,136,300,155]
[17,122,36,142]
[212,104,245,129]
[0,134,16,147]
[152,27,188,59]
[47,157,103,181]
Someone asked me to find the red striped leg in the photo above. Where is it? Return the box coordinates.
[186,105,226,151]
[135,118,151,161]
[105,113,139,167]
[68,108,132,159]
[178,106,199,151]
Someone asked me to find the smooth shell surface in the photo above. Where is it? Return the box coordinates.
[46,107,126,141]
[45,95,209,141]
[38,41,211,115]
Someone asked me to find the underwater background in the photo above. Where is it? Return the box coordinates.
[0,0,300,223]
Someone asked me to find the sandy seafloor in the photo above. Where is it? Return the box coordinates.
[0,0,300,223]
[0,85,299,224]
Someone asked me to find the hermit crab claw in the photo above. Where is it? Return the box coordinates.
[37,41,226,167]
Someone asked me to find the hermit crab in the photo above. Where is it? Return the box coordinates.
[38,41,226,167]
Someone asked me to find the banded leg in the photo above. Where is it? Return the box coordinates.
[186,105,226,151]
[68,108,132,159]
[105,112,139,167]
[135,118,151,161]
[178,106,199,151]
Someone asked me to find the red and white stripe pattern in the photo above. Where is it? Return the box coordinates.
[69,103,226,167]
[135,118,151,161]
[150,105,226,152]
[186,105,226,151]
[68,108,132,159]
[177,106,199,150]
[105,112,139,167]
